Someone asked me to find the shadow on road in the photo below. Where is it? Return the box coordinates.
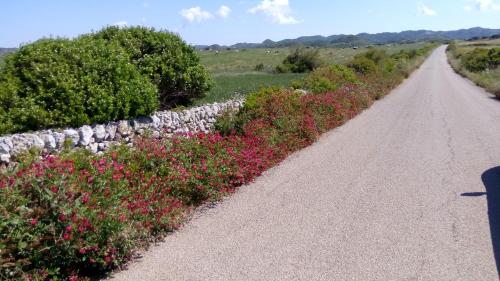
[461,167,500,278]
[488,96,500,102]
[461,192,487,197]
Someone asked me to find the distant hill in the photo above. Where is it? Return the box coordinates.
[196,27,500,50]
[0,48,16,57]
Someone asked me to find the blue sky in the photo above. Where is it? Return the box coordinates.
[1,0,500,47]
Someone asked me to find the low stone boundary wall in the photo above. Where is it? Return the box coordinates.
[0,100,243,164]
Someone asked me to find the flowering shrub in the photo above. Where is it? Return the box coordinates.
[0,46,434,280]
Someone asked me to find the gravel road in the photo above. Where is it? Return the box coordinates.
[111,46,500,281]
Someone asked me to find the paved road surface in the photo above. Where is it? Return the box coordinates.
[112,46,500,280]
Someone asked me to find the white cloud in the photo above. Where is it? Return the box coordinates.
[469,0,500,11]
[464,5,473,11]
[113,21,128,28]
[249,0,298,24]
[217,5,232,18]
[418,2,437,16]
[180,7,213,23]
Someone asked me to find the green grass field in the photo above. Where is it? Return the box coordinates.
[193,72,306,105]
[197,42,431,104]
[198,47,362,73]
[459,38,500,50]
[447,39,500,96]
[198,42,430,73]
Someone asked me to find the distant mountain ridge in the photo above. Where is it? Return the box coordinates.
[197,27,500,50]
[0,48,16,56]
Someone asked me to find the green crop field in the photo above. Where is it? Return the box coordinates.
[197,42,430,104]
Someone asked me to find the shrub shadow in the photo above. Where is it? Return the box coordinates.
[462,167,500,278]
[488,96,500,102]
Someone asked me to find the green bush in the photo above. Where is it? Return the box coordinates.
[0,26,212,134]
[274,64,289,73]
[214,109,242,136]
[0,38,158,134]
[446,43,457,53]
[380,58,396,73]
[88,26,212,108]
[391,51,410,61]
[463,48,491,72]
[460,47,500,72]
[300,65,359,93]
[254,63,265,71]
[348,49,399,75]
[488,48,500,68]
[392,49,420,60]
[348,56,378,74]
[362,49,388,64]
[279,47,321,73]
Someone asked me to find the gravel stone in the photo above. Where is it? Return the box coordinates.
[0,154,10,163]
[41,134,56,150]
[105,123,117,140]
[63,129,79,147]
[93,125,106,141]
[117,121,131,137]
[79,126,94,146]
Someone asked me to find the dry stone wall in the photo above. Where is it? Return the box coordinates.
[0,100,243,164]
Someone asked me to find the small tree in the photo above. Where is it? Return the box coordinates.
[281,46,321,73]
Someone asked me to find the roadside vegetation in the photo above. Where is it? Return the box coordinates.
[447,39,500,97]
[0,38,436,280]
